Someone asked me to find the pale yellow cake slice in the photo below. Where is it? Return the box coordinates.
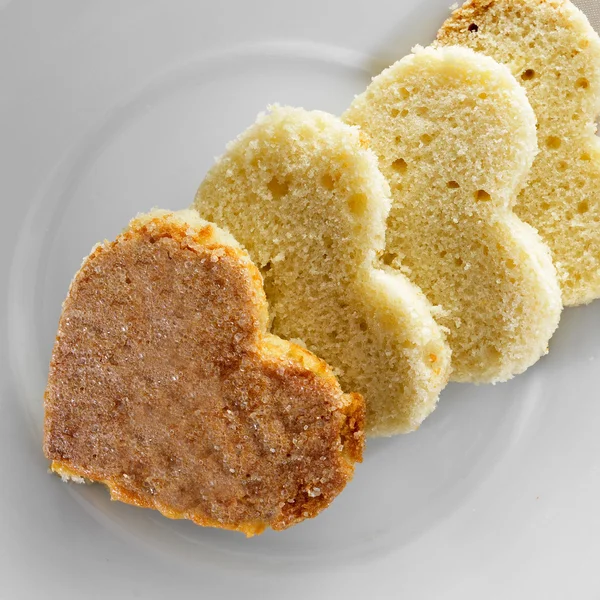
[437,0,600,306]
[194,107,451,436]
[344,46,562,383]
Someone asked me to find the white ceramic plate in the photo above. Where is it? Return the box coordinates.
[2,1,599,598]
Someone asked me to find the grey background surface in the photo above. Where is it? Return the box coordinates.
[577,0,600,29]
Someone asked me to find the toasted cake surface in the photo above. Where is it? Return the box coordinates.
[344,46,562,382]
[437,0,600,306]
[43,209,364,536]
[194,106,451,436]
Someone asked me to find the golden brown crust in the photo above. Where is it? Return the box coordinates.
[44,210,364,536]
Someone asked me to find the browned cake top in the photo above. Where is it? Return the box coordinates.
[43,210,364,536]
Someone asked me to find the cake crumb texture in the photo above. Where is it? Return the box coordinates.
[344,46,562,382]
[195,106,451,436]
[437,0,600,306]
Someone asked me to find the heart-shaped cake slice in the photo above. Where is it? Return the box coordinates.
[43,209,364,536]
